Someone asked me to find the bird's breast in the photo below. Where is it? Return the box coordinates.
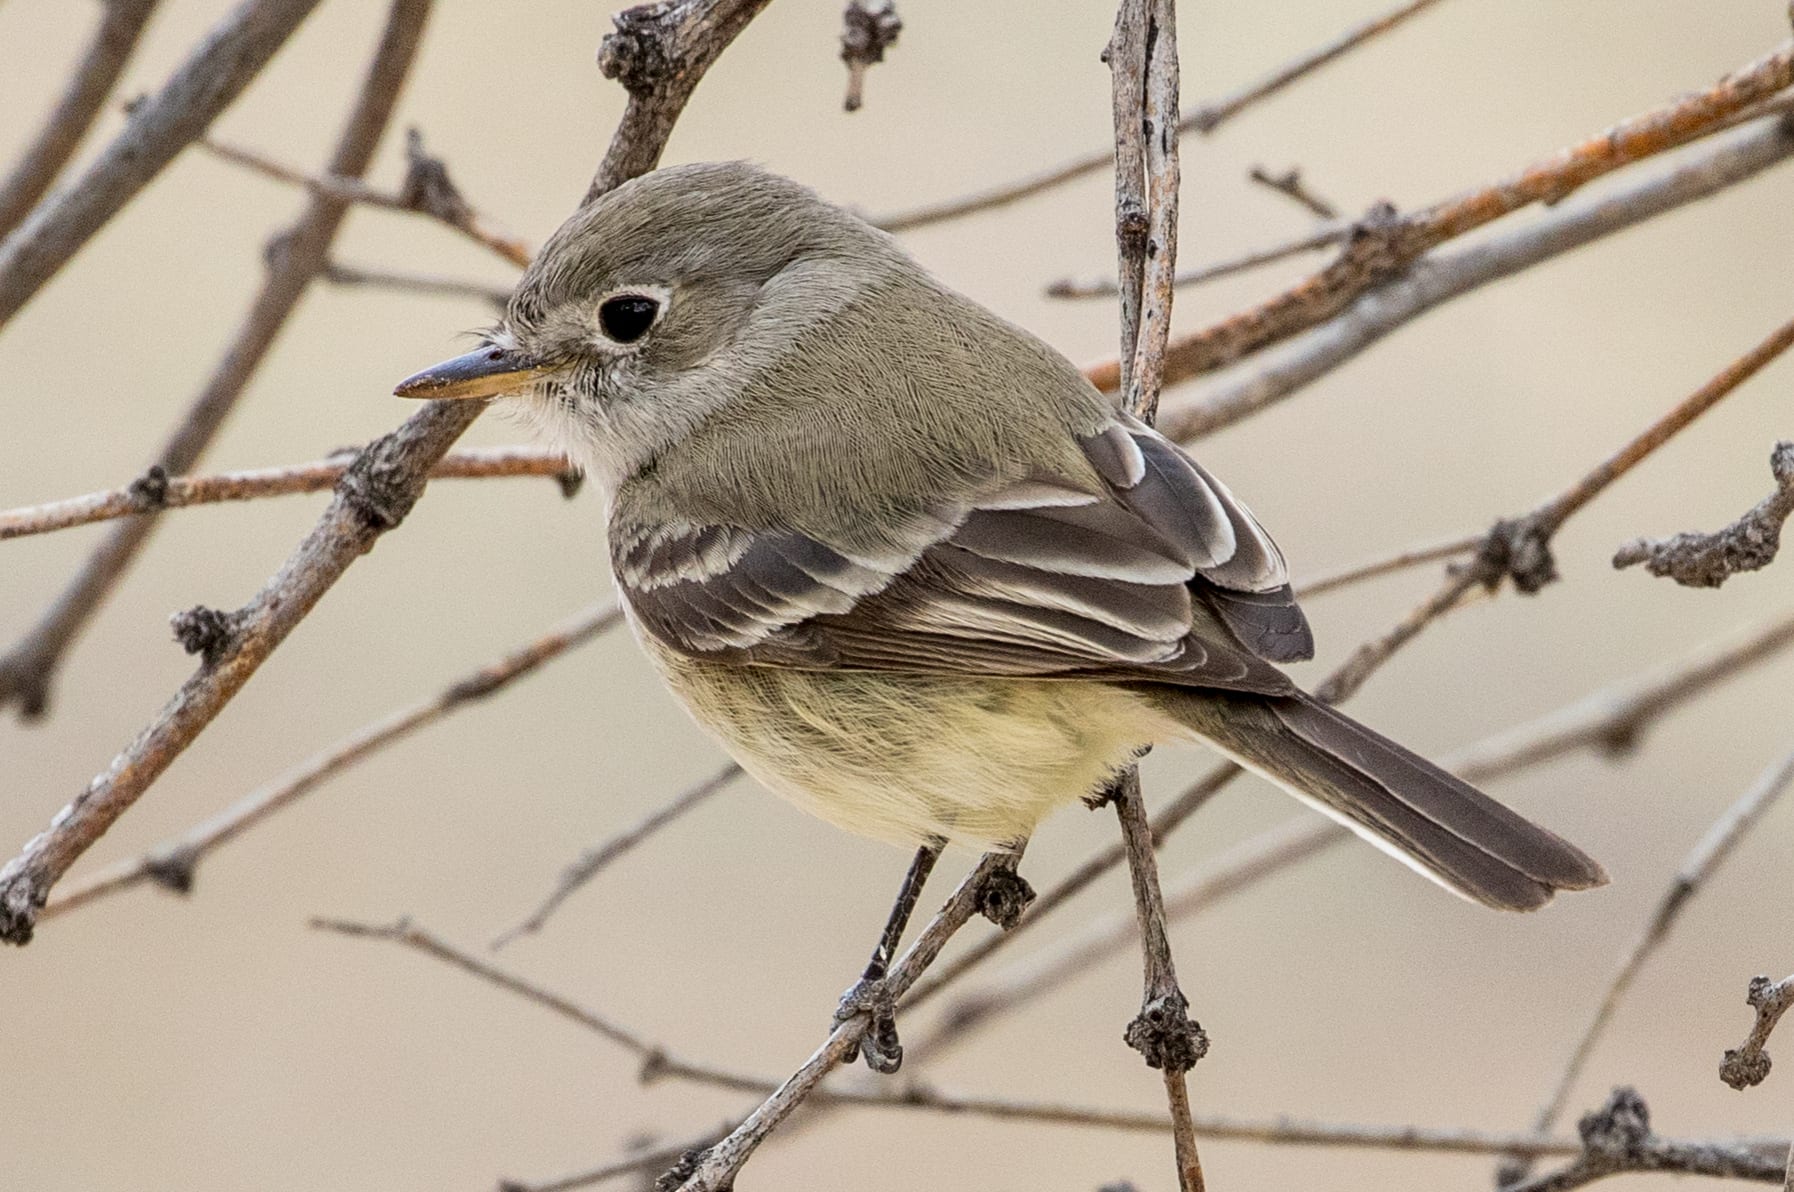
[635,633,1160,848]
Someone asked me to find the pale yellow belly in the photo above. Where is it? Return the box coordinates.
[645,639,1167,848]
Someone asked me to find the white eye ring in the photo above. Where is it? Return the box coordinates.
[592,284,672,349]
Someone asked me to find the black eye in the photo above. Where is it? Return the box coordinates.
[599,294,660,343]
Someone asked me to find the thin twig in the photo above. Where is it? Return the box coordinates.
[0,0,161,238]
[1531,317,1794,535]
[0,0,434,720]
[838,1,900,113]
[321,258,512,306]
[1115,0,1181,424]
[1106,0,1148,396]
[1292,531,1483,597]
[661,851,1024,1191]
[913,814,1346,1062]
[1047,220,1348,300]
[1723,973,1794,1091]
[1157,113,1794,440]
[900,762,1235,1015]
[317,917,1655,1168]
[199,133,535,267]
[0,0,771,945]
[1500,744,1794,1184]
[491,762,742,949]
[0,0,325,331]
[0,402,473,942]
[1045,67,1793,312]
[1316,305,1794,708]
[1107,1,1203,1185]
[41,605,620,921]
[1081,41,1794,394]
[868,0,1449,233]
[1506,1088,1787,1191]
[1113,777,1210,1192]
[1247,164,1337,219]
[1614,441,1794,587]
[1181,0,1451,134]
[1447,607,1794,779]
[1311,566,1485,705]
[0,446,575,541]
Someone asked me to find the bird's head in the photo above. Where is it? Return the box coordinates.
[394,160,900,486]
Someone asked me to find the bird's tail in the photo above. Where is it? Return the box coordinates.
[1149,689,1607,910]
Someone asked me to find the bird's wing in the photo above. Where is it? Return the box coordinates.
[612,412,1309,693]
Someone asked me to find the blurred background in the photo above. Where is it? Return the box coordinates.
[3,1,1792,1189]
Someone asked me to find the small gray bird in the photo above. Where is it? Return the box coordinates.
[397,160,1603,996]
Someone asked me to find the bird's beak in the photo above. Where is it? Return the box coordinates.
[393,345,554,401]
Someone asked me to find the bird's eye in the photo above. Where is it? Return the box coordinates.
[598,294,661,343]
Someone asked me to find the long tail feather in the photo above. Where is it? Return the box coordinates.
[1156,690,1607,911]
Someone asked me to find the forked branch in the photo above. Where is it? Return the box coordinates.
[0,0,436,721]
[0,0,773,945]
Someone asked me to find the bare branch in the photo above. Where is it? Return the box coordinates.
[1047,220,1348,300]
[662,850,1024,1191]
[1506,1088,1787,1192]
[1317,305,1794,707]
[914,814,1345,1061]
[199,132,535,267]
[0,0,773,945]
[0,446,574,541]
[1181,0,1451,134]
[868,0,1450,233]
[1084,41,1794,396]
[491,762,741,950]
[1292,532,1482,597]
[1107,0,1203,1183]
[1502,744,1794,1183]
[839,1,901,113]
[319,918,1655,1173]
[1448,607,1794,778]
[1247,164,1337,219]
[1311,565,1485,706]
[0,0,161,239]
[40,605,620,921]
[1057,89,1792,335]
[1615,441,1794,587]
[1158,114,1794,441]
[1107,0,1181,424]
[1723,973,1794,1092]
[0,0,326,331]
[0,0,435,720]
[1112,776,1210,1191]
[900,763,1233,1015]
[1530,320,1794,536]
[395,127,534,266]
[586,0,775,204]
[0,398,470,942]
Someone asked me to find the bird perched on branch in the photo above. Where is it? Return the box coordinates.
[397,160,1605,1066]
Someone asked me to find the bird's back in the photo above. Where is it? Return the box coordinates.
[615,269,1117,556]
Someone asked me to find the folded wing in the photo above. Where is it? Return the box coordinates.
[613,413,1312,692]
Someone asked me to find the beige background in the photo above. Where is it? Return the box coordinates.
[3,2,1792,1189]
